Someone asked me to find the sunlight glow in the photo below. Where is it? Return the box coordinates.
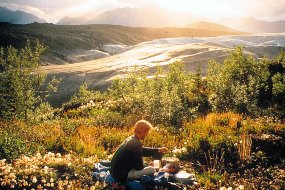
[155,0,237,19]
[1,0,285,23]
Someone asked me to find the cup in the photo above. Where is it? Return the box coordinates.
[153,160,160,169]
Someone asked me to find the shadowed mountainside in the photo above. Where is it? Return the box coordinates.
[0,6,46,24]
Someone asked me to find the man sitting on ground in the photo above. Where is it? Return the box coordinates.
[110,120,168,184]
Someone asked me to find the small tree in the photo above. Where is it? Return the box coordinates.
[207,47,269,115]
[108,62,203,128]
[0,40,58,120]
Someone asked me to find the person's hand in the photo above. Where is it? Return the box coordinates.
[158,147,168,154]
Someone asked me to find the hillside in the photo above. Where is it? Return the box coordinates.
[0,6,46,24]
[0,22,242,65]
[220,17,285,33]
[188,21,237,32]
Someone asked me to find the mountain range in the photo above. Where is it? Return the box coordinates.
[57,6,285,33]
[58,5,199,27]
[0,6,46,24]
[1,5,285,33]
[219,17,285,33]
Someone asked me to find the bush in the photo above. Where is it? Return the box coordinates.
[207,47,269,115]
[0,131,28,160]
[108,62,208,128]
[0,40,59,121]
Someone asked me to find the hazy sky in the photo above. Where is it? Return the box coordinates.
[0,0,285,23]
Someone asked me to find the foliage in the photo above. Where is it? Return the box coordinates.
[0,40,59,121]
[207,46,269,115]
[108,62,209,128]
[63,83,103,111]
[207,47,285,118]
[0,113,284,189]
[0,131,28,160]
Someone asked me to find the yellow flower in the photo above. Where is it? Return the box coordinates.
[23,180,28,186]
[8,173,16,179]
[41,178,46,184]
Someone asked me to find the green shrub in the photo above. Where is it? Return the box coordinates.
[108,62,207,128]
[0,131,28,160]
[0,40,59,121]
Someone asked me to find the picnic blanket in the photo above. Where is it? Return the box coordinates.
[92,161,196,190]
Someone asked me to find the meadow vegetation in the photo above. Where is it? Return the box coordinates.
[0,42,285,189]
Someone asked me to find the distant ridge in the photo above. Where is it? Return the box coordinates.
[188,21,238,33]
[57,16,88,25]
[57,5,199,27]
[56,6,285,33]
[0,6,46,24]
[220,17,285,33]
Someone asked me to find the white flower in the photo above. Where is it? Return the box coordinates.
[237,185,244,190]
[32,176,37,183]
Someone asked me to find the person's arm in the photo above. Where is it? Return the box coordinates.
[142,147,168,157]
[142,147,159,157]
